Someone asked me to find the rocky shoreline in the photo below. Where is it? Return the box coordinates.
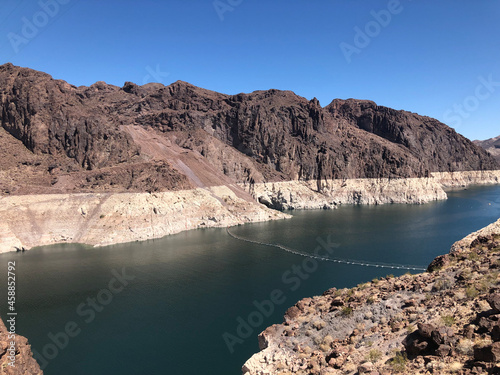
[0,318,42,375]
[245,171,500,210]
[1,170,499,253]
[242,218,500,375]
[0,186,290,253]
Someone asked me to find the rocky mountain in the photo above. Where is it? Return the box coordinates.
[474,136,500,163]
[0,63,498,196]
[243,219,500,375]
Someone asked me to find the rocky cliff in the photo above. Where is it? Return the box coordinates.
[1,63,499,252]
[0,63,498,196]
[243,219,500,375]
[0,318,43,375]
[0,186,290,252]
[475,136,500,163]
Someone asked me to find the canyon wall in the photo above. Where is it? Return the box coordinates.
[243,170,500,210]
[1,63,498,197]
[1,64,499,252]
[0,186,289,253]
[2,170,499,253]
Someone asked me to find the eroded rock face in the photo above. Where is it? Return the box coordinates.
[0,318,43,375]
[474,135,500,163]
[1,63,498,195]
[242,219,500,375]
[327,99,497,174]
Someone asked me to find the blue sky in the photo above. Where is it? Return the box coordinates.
[0,0,499,140]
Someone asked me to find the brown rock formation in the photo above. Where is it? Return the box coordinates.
[474,136,500,163]
[0,318,43,374]
[1,63,498,196]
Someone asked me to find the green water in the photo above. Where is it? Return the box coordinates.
[1,185,499,375]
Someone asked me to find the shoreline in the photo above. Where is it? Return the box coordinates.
[242,217,500,374]
[242,170,500,210]
[1,170,499,253]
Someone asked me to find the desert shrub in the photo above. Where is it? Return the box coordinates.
[389,351,407,372]
[312,320,326,330]
[466,286,479,298]
[449,362,463,373]
[441,315,456,327]
[341,306,353,316]
[468,251,479,261]
[483,271,499,285]
[367,348,382,362]
[433,277,454,291]
[322,335,334,346]
[358,283,368,290]
[456,338,474,355]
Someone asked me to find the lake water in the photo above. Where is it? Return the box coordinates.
[1,185,500,375]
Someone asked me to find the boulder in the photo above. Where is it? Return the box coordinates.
[474,342,500,362]
[488,293,500,313]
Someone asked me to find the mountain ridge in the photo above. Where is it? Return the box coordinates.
[0,63,498,196]
[475,136,500,163]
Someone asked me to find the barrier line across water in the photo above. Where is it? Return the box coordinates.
[226,227,427,272]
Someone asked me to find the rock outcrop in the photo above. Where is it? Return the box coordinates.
[0,318,43,375]
[474,136,500,163]
[0,186,291,253]
[245,177,448,210]
[243,219,500,375]
[1,63,499,251]
[2,170,499,252]
[0,63,498,196]
[242,171,500,211]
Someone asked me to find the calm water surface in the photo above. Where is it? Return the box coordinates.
[1,185,499,375]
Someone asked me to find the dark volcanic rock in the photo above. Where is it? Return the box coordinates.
[0,63,498,194]
[243,223,500,374]
[326,99,498,174]
[474,135,500,163]
[474,342,500,362]
[488,293,500,314]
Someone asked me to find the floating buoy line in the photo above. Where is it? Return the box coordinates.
[226,228,426,272]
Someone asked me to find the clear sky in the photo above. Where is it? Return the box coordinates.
[0,0,499,140]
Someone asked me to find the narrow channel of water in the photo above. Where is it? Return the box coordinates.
[0,185,499,375]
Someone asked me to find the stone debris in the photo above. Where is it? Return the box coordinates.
[243,219,500,375]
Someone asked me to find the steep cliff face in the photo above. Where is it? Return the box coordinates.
[327,99,494,174]
[0,63,497,195]
[474,136,500,163]
[0,64,193,195]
